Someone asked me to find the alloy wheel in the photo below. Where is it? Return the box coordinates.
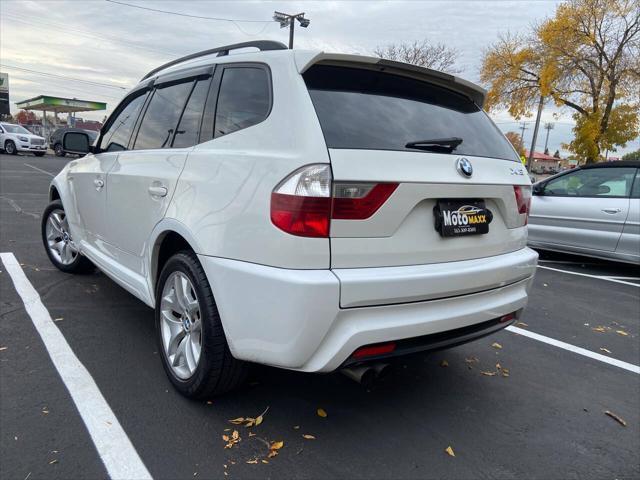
[160,271,203,379]
[45,209,79,265]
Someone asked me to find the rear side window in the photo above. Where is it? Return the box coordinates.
[134,81,193,150]
[100,93,147,152]
[304,65,519,162]
[544,167,637,197]
[173,79,210,148]
[214,67,270,138]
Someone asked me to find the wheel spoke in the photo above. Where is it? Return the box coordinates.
[48,216,63,236]
[174,274,188,312]
[185,334,197,373]
[172,335,187,367]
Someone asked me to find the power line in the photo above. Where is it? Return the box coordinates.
[10,74,124,103]
[1,12,180,57]
[0,64,129,90]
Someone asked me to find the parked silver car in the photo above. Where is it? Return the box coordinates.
[528,161,640,264]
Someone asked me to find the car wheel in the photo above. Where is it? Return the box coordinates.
[5,140,17,155]
[41,200,94,273]
[34,152,46,157]
[156,251,247,398]
[54,143,66,157]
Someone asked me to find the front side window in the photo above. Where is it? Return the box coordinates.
[100,93,147,152]
[544,167,636,197]
[304,65,519,162]
[214,67,270,138]
[173,79,210,148]
[134,81,194,150]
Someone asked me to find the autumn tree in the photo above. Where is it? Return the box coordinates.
[15,110,37,124]
[504,131,526,156]
[374,39,461,73]
[481,0,640,163]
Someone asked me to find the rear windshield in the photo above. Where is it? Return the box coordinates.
[304,65,519,162]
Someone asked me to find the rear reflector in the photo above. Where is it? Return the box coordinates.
[332,183,399,220]
[499,313,515,323]
[352,342,397,359]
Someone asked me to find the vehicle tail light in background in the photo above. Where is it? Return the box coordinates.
[271,165,399,237]
[352,342,397,359]
[332,183,398,220]
[513,185,532,225]
[271,165,332,237]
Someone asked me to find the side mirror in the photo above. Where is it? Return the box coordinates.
[63,131,91,155]
[532,183,544,196]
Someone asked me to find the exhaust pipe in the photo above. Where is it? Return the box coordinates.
[341,363,389,387]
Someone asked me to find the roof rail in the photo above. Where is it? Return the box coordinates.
[141,40,288,81]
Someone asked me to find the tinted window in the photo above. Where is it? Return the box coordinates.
[134,81,193,150]
[544,167,636,197]
[630,170,640,198]
[304,65,519,162]
[101,93,147,152]
[173,79,210,148]
[214,67,270,138]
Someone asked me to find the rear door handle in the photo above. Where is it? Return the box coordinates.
[602,208,622,214]
[148,185,168,197]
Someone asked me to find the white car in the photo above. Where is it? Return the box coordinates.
[0,122,48,156]
[42,40,538,398]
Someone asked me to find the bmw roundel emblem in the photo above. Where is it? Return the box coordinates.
[456,157,473,178]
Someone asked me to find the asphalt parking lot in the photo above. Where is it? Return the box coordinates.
[1,152,639,480]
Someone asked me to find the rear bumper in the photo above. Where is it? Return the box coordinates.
[199,248,537,372]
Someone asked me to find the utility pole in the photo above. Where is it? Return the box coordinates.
[526,95,545,173]
[273,11,310,49]
[543,122,554,153]
[519,121,528,154]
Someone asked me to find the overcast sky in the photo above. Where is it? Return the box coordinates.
[1,0,638,156]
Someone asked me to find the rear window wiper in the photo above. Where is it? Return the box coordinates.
[405,137,463,152]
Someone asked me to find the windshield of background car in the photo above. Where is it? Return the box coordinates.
[303,65,519,162]
[1,124,32,135]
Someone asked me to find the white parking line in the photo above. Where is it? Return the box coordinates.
[537,265,640,287]
[507,326,640,374]
[0,252,152,480]
[23,163,55,177]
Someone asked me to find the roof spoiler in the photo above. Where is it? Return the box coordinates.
[294,51,487,108]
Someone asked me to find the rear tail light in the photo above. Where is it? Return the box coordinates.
[499,312,515,323]
[513,185,532,225]
[271,164,398,237]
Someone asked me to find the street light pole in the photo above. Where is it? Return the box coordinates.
[273,11,310,49]
[526,95,544,173]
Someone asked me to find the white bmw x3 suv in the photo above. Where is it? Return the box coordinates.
[42,41,538,398]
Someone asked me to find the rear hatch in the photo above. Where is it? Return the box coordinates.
[302,62,531,270]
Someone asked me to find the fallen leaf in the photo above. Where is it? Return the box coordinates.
[49,459,58,465]
[445,446,455,457]
[229,417,245,425]
[481,371,496,376]
[495,363,502,370]
[604,410,627,427]
[248,432,256,437]
[491,342,502,349]
[440,360,449,367]
[317,408,327,418]
[516,322,528,327]
[231,430,239,440]
[246,459,258,464]
[591,326,607,333]
[501,368,510,377]
[261,460,269,464]
[302,434,316,440]
[206,401,213,405]
[0,347,7,351]
[293,425,300,430]
[271,440,284,450]
[543,283,548,287]
[599,347,612,354]
[255,416,263,426]
[54,318,63,322]
[222,435,230,442]
[616,330,629,336]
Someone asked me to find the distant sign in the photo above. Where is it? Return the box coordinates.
[0,73,9,115]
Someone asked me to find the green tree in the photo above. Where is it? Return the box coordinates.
[481,0,640,163]
[622,149,640,160]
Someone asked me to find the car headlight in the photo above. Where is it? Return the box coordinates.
[18,136,29,142]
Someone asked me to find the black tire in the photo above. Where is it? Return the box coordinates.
[156,251,247,398]
[54,143,66,157]
[5,140,17,155]
[34,152,46,157]
[41,200,94,273]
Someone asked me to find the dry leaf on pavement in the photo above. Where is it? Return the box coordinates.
[445,446,455,457]
[604,410,627,427]
[491,342,502,349]
[591,326,607,333]
[317,408,327,418]
[481,371,497,376]
[302,434,316,440]
[440,360,449,367]
[267,440,284,458]
[599,347,612,354]
[616,330,629,336]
